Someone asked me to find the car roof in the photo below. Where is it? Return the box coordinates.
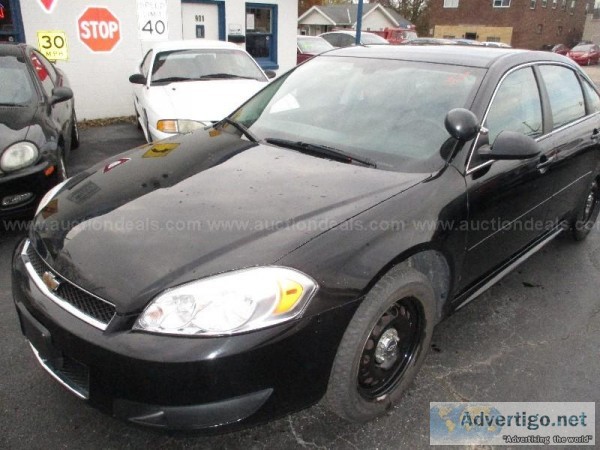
[324,45,576,69]
[0,42,26,57]
[149,39,245,52]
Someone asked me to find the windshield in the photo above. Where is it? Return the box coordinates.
[151,49,266,84]
[0,55,35,106]
[229,56,483,173]
[298,37,333,54]
[572,44,593,52]
[361,33,389,45]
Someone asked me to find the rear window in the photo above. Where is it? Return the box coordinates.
[361,33,389,45]
[0,55,35,105]
[298,38,333,54]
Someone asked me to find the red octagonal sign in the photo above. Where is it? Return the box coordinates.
[78,7,120,52]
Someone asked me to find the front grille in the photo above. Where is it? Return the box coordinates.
[24,241,116,329]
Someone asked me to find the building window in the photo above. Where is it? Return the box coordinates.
[493,0,511,7]
[552,0,557,8]
[561,0,567,10]
[557,25,563,34]
[487,36,501,42]
[443,0,459,7]
[537,24,543,34]
[245,3,278,70]
[570,0,575,13]
[531,0,537,8]
[542,0,547,6]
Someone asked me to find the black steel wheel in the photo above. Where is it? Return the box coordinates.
[357,298,423,400]
[573,179,599,241]
[326,266,435,423]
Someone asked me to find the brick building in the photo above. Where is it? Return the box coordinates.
[429,0,592,49]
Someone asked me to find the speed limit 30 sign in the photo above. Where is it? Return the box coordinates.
[37,31,68,61]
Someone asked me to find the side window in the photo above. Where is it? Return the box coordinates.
[140,51,152,77]
[33,51,58,84]
[341,34,355,47]
[30,52,55,97]
[581,79,600,114]
[324,34,340,47]
[539,65,585,129]
[486,67,543,144]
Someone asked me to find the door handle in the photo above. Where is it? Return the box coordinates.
[537,154,555,170]
[592,129,600,141]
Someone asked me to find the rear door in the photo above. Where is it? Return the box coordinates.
[459,66,556,290]
[536,64,600,226]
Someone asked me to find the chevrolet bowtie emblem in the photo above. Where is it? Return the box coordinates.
[42,271,61,292]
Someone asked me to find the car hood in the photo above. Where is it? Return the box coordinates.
[0,104,36,150]
[31,129,427,313]
[149,79,267,122]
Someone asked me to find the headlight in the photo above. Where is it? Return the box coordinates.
[156,119,208,134]
[0,142,39,172]
[134,267,318,336]
[35,178,69,217]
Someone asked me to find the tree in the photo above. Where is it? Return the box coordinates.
[371,0,431,36]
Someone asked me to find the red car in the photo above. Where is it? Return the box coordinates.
[551,43,570,56]
[567,43,600,65]
[297,36,334,64]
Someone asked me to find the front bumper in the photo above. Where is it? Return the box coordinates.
[0,161,61,219]
[12,239,358,431]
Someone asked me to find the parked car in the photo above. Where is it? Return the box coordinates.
[0,43,77,220]
[371,27,418,45]
[129,40,274,143]
[481,41,512,48]
[453,38,484,46]
[319,30,389,47]
[297,35,334,64]
[550,43,570,55]
[567,43,600,65]
[14,46,600,432]
[403,37,457,45]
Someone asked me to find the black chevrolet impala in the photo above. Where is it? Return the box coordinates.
[12,46,600,430]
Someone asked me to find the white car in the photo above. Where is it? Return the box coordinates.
[129,40,274,142]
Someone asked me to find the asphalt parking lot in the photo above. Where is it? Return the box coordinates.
[2,93,600,448]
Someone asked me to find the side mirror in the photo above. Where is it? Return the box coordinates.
[478,130,541,160]
[444,108,480,141]
[50,86,73,105]
[264,70,276,79]
[129,73,147,84]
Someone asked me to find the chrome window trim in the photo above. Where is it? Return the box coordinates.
[466,61,593,175]
[21,240,114,331]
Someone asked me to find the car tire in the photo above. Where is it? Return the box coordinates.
[70,111,80,150]
[144,113,153,143]
[134,104,142,130]
[325,266,435,423]
[57,146,68,181]
[573,179,600,241]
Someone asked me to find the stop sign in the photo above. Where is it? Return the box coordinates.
[78,7,120,52]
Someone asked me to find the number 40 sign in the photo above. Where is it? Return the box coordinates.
[137,0,169,41]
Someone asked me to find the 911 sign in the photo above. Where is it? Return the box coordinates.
[137,0,169,41]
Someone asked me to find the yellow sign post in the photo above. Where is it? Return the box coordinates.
[37,31,69,61]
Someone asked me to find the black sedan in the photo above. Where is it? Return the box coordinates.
[0,43,78,220]
[12,46,600,431]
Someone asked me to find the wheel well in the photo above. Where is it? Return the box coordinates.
[372,250,451,324]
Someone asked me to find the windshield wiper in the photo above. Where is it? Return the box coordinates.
[152,76,201,84]
[219,117,259,143]
[200,73,256,80]
[265,138,376,168]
